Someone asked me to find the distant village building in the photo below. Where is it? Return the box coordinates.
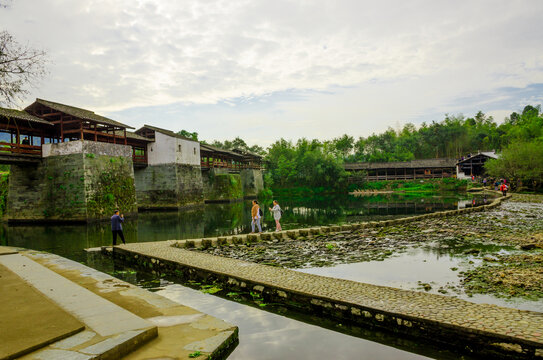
[456,151,499,179]
[344,159,457,181]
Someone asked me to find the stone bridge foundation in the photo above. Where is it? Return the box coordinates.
[8,140,137,222]
[134,164,204,210]
[240,169,263,199]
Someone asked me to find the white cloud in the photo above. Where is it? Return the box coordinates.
[1,0,543,143]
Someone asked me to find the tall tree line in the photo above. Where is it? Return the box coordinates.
[262,105,543,190]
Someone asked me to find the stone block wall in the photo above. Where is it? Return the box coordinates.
[8,140,137,222]
[83,153,137,219]
[202,169,243,203]
[240,169,264,198]
[134,164,204,210]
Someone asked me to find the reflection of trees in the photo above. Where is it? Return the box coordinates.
[137,208,205,241]
[203,202,246,236]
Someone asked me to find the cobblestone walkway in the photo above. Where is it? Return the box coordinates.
[120,241,543,348]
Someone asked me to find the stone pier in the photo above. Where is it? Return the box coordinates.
[134,164,204,210]
[133,127,204,210]
[8,140,137,222]
[202,168,243,203]
[240,169,263,198]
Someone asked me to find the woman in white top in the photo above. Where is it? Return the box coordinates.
[269,200,282,231]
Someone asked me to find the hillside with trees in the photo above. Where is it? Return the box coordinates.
[258,105,542,192]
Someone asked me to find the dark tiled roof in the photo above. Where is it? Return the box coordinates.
[0,107,53,126]
[136,125,197,142]
[114,130,153,142]
[232,148,263,159]
[200,144,244,158]
[27,99,134,129]
[344,158,457,170]
[456,152,499,164]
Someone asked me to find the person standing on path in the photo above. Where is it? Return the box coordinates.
[250,200,262,233]
[499,183,508,197]
[111,210,126,245]
[269,200,282,231]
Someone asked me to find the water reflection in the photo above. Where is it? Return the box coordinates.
[156,284,434,360]
[299,245,543,313]
[0,193,490,263]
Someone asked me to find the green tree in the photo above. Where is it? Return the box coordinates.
[176,129,198,141]
[485,140,543,191]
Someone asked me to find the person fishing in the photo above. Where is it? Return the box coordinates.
[111,210,126,245]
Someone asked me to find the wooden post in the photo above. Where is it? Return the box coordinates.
[16,127,20,153]
[124,128,127,145]
[80,120,84,141]
[94,124,97,141]
[60,115,64,142]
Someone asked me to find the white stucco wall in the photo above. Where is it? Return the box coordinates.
[147,131,200,166]
[175,137,200,166]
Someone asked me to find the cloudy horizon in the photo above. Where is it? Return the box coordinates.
[2,0,543,146]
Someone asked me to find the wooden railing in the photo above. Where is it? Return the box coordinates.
[0,142,42,155]
[132,154,147,164]
[200,159,262,170]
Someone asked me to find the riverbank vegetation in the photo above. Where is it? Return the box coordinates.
[250,105,542,192]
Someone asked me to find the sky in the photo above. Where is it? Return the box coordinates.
[2,0,543,147]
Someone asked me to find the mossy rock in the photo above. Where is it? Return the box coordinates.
[299,229,309,236]
[201,239,213,249]
[247,234,260,243]
[261,233,272,240]
[185,240,195,248]
[217,237,228,246]
[286,230,298,239]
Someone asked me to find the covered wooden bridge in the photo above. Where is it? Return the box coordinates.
[1,98,263,170]
[345,159,457,181]
[0,107,55,162]
[0,99,149,165]
[200,144,263,172]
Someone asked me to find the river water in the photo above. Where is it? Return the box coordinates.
[1,192,513,359]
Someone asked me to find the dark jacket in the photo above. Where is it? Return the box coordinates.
[111,214,124,231]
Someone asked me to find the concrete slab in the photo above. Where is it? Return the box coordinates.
[50,331,97,350]
[0,245,19,256]
[0,253,154,337]
[24,250,238,360]
[0,263,84,360]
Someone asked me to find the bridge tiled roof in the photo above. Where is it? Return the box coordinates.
[136,125,197,142]
[0,107,53,126]
[200,144,244,159]
[344,158,457,170]
[113,130,153,142]
[28,99,134,129]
